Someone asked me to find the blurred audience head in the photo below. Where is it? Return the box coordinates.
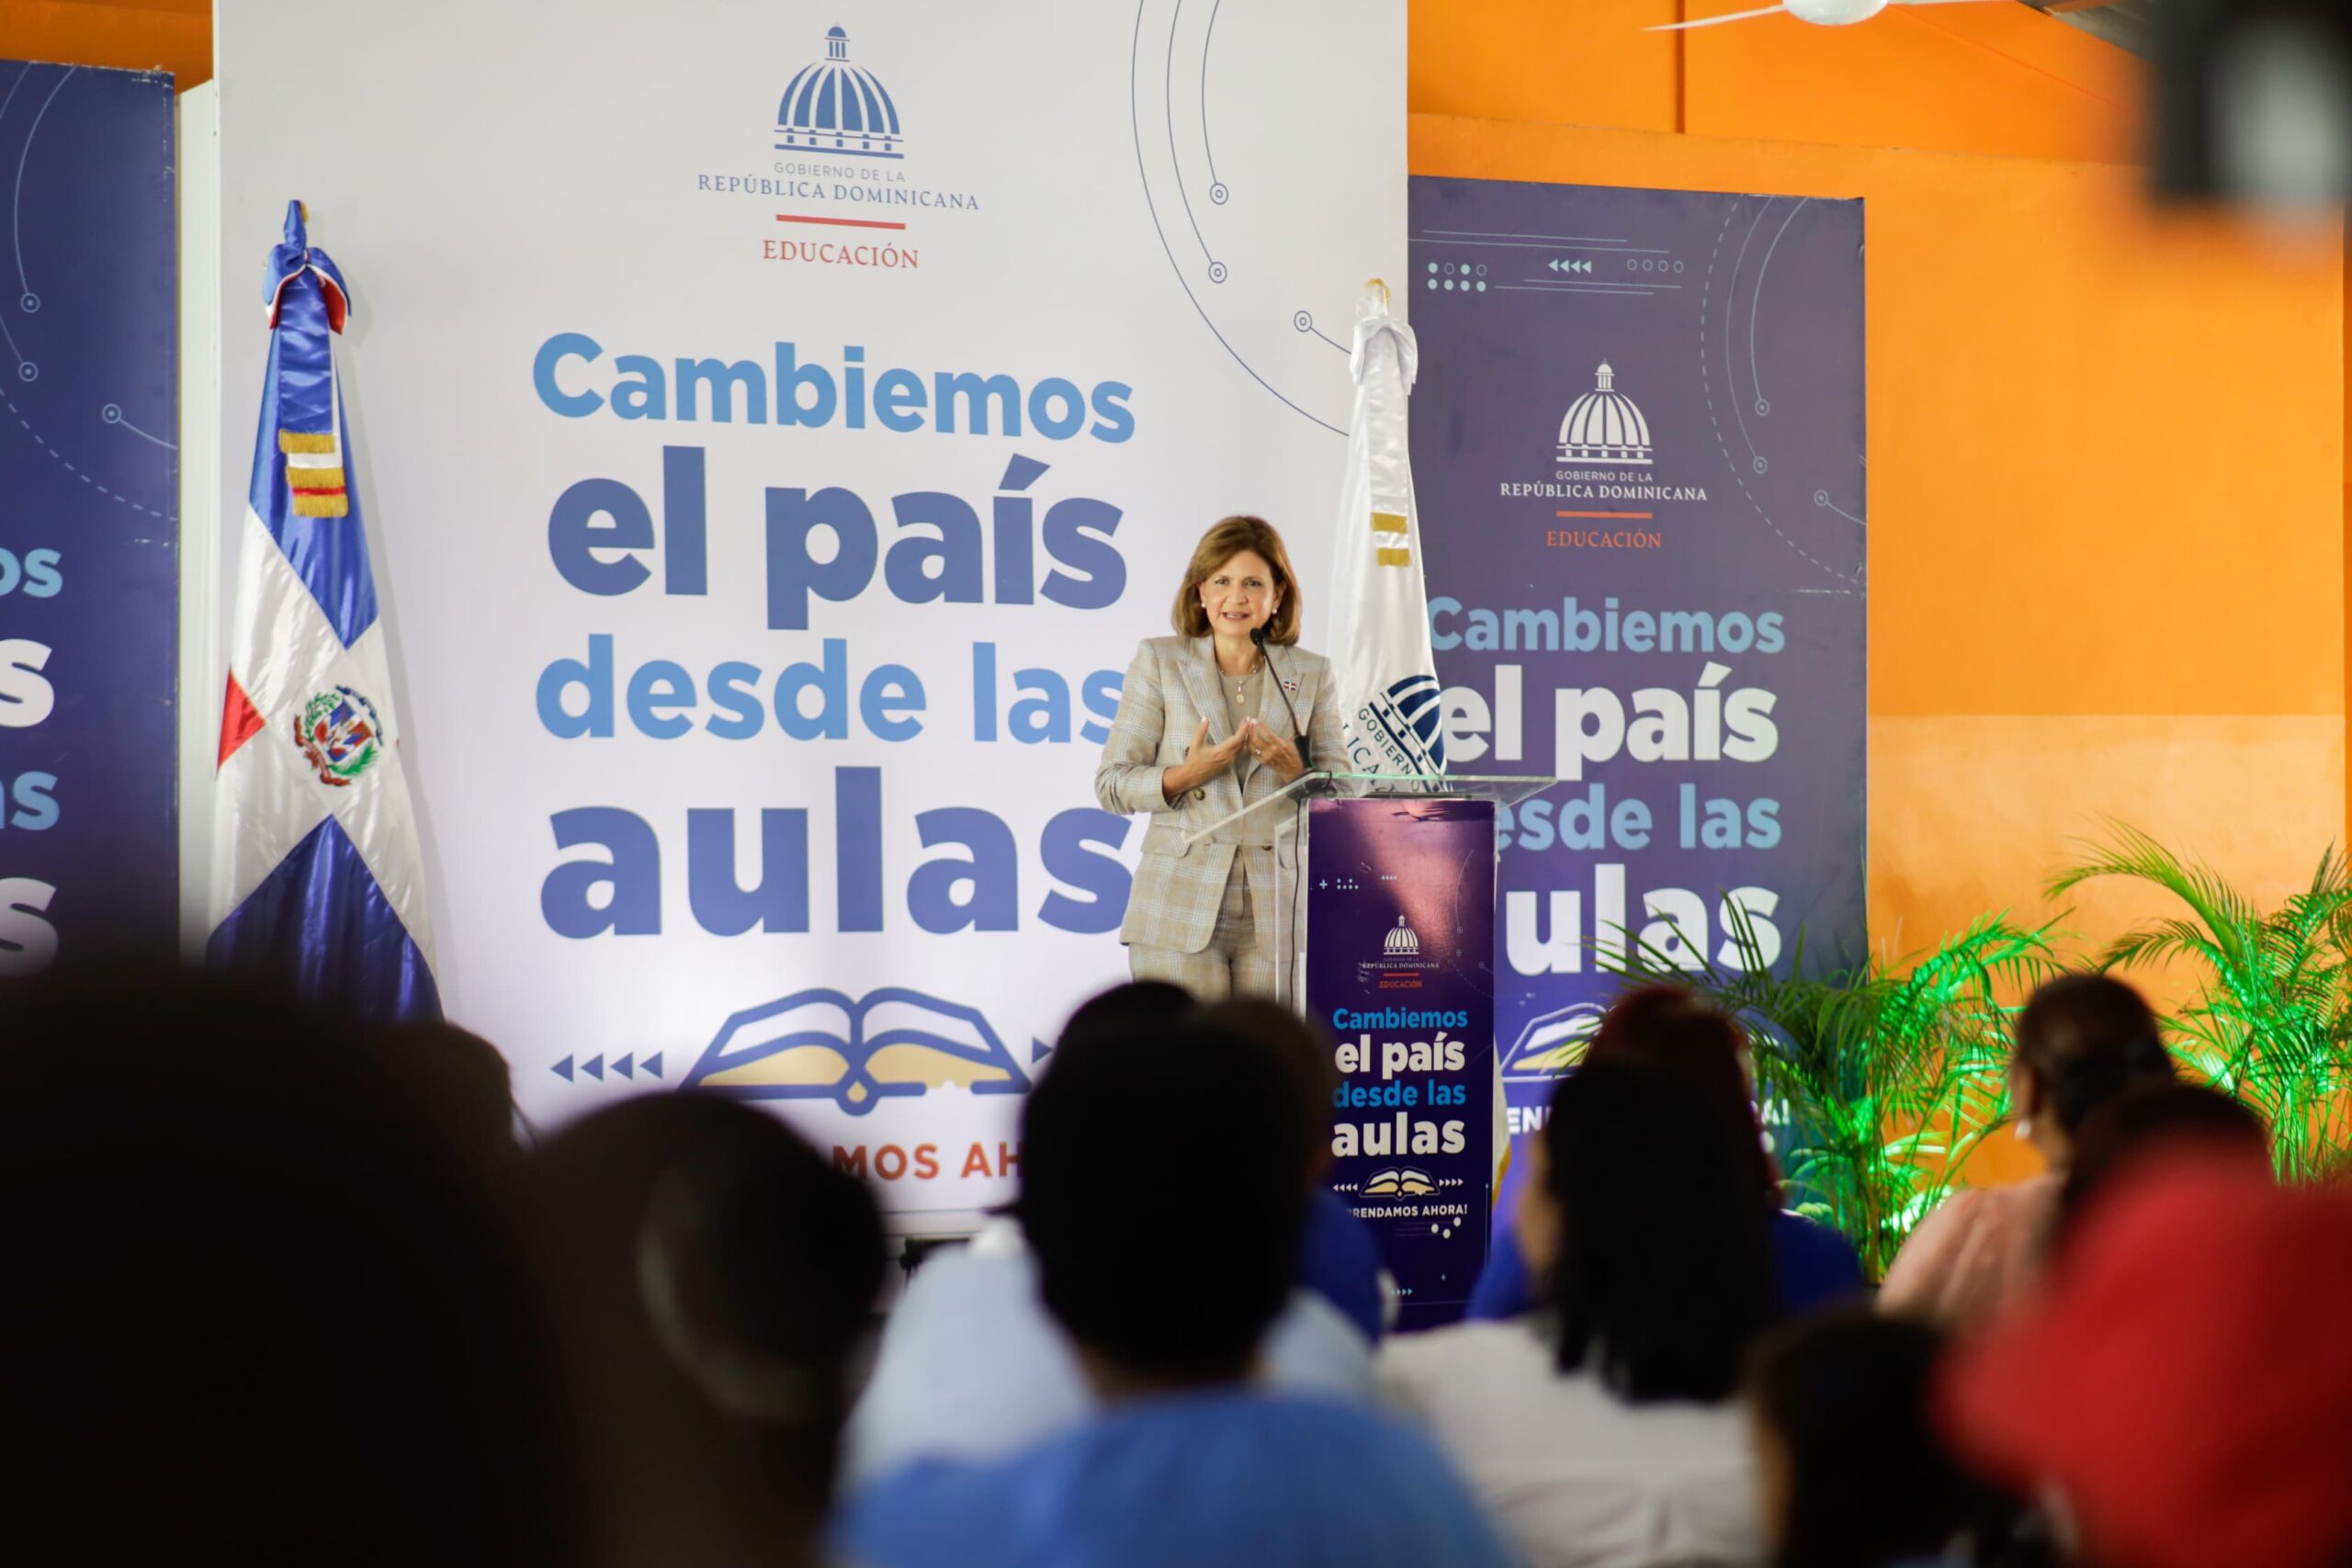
[0,968,575,1567]
[1057,979,1194,1053]
[1747,1311,2024,1568]
[1021,1015,1304,1392]
[1199,997,1340,1178]
[526,1093,884,1568]
[1939,1161,2352,1568]
[1529,1060,1778,1403]
[2009,974,2176,1163]
[1586,984,1778,1202]
[2053,1079,2268,1254]
[366,1015,522,1165]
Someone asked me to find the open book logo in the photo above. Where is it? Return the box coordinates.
[1363,1168,1437,1197]
[1499,1001,1605,1084]
[683,987,1030,1115]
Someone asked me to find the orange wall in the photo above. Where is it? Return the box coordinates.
[0,1,208,87]
[1410,5,2346,1183]
[1409,0,2142,162]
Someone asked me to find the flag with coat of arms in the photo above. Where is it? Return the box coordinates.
[1324,281,1447,780]
[208,200,439,1019]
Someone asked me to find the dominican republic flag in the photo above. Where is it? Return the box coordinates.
[208,200,439,1019]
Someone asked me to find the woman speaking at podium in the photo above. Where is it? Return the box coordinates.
[1095,515,1344,1000]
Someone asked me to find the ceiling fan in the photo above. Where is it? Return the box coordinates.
[1650,0,2023,31]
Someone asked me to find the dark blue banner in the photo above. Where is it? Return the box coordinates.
[1307,795,1497,1330]
[1408,178,1867,1202]
[0,63,178,976]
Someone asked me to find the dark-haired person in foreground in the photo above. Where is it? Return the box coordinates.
[366,1015,525,1163]
[835,1018,1511,1568]
[1204,997,1389,1342]
[528,1094,884,1568]
[1378,1064,1780,1568]
[1880,973,2175,1325]
[0,970,579,1567]
[1746,1312,2029,1568]
[842,985,1384,1485]
[1465,987,1863,1324]
[2049,1077,2267,1258]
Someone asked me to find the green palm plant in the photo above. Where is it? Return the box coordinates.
[2049,823,2352,1182]
[1603,910,2060,1280]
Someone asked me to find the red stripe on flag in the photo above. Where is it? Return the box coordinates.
[218,673,266,769]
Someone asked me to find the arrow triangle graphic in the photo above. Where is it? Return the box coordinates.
[1031,1038,1055,1065]
[582,1054,605,1081]
[552,1055,574,1082]
[613,1053,635,1080]
[642,1051,664,1079]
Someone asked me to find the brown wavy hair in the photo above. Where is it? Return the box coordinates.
[1169,515,1301,645]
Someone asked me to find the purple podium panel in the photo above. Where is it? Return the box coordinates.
[1306,794,1496,1330]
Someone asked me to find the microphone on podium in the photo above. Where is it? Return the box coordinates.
[1251,626,1311,772]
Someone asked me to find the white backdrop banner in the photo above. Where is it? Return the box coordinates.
[215,0,1404,1214]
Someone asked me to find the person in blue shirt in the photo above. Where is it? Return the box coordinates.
[1469,987,1865,1323]
[834,1013,1512,1568]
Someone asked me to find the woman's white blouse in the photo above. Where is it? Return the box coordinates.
[1376,1317,1766,1568]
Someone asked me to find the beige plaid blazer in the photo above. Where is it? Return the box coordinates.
[1095,635,1344,956]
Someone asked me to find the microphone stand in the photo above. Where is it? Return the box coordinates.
[1252,626,1317,1010]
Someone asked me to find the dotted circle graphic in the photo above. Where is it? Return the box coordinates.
[1698,203,1857,591]
[1,381,164,517]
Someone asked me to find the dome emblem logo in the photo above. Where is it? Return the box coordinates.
[1556,361,1653,466]
[1501,357,1703,525]
[1383,915,1422,958]
[776,26,904,161]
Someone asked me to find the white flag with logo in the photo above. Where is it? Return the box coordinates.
[1325,283,1512,1194]
[1325,284,1445,779]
